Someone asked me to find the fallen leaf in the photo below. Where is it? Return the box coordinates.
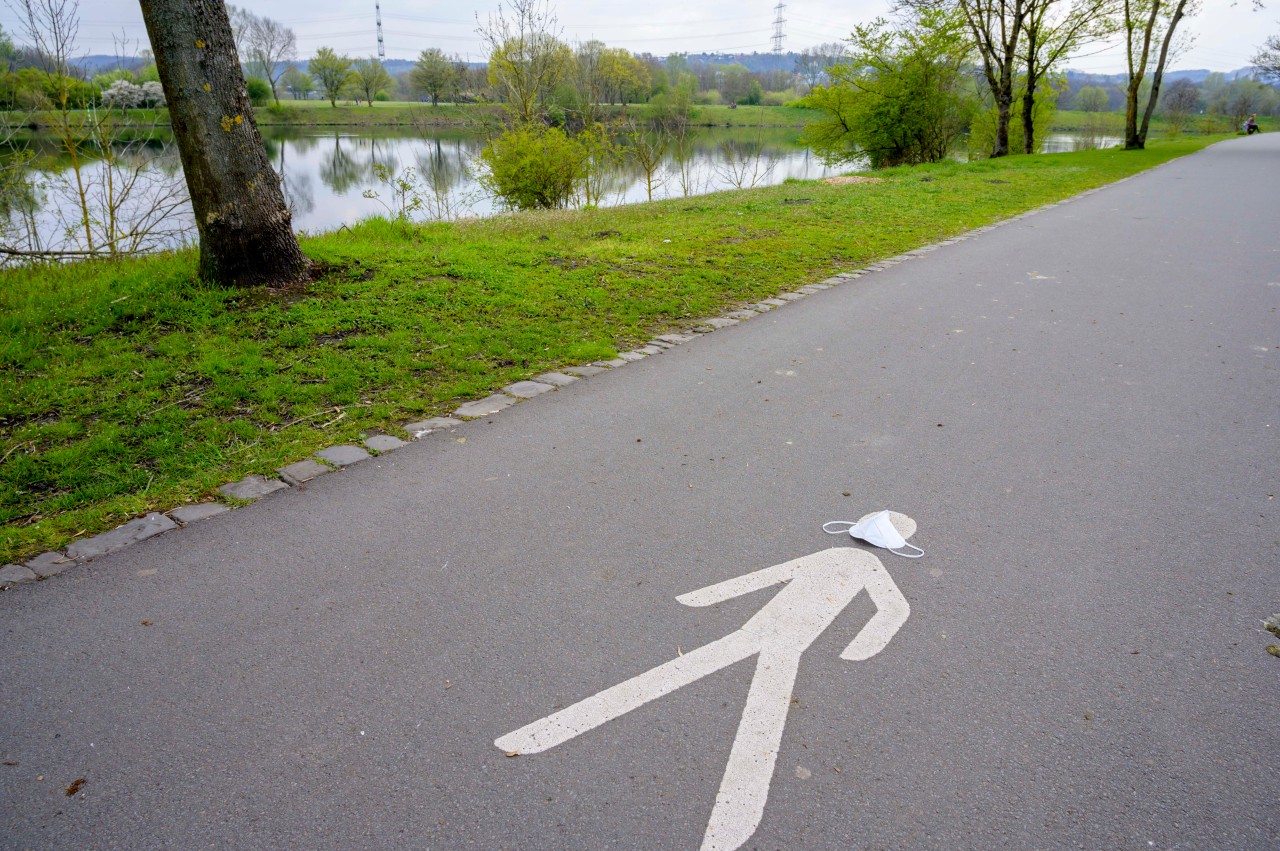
[505,751,520,758]
[140,619,153,626]
[1,760,18,766]
[64,777,86,797]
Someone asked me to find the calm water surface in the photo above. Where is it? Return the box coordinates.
[4,126,1118,256]
[266,125,841,233]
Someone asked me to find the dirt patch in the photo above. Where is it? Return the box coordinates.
[823,176,886,185]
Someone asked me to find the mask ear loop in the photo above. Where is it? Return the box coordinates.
[823,521,925,558]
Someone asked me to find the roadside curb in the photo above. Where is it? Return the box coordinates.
[0,172,1152,592]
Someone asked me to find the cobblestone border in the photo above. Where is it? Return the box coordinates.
[1,178,1146,592]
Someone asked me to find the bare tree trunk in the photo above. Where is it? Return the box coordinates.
[1123,0,1159,150]
[139,0,309,285]
[1135,0,1187,148]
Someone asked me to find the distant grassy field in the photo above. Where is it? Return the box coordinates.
[0,134,1233,563]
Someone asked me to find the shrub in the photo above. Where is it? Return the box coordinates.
[245,76,272,106]
[477,125,586,210]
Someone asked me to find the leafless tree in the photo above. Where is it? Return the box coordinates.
[1253,32,1280,82]
[3,0,195,263]
[241,12,297,105]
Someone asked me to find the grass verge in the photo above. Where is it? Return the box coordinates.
[0,135,1229,563]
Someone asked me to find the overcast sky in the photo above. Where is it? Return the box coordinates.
[2,0,1272,75]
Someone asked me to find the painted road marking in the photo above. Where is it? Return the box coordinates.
[496,547,911,851]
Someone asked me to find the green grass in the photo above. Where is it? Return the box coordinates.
[0,135,1231,563]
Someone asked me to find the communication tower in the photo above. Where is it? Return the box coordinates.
[376,2,386,61]
[771,2,786,55]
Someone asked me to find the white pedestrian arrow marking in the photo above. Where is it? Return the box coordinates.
[496,536,913,851]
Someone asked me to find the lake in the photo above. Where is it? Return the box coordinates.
[1,125,1116,258]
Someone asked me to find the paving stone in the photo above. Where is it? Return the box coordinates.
[563,365,607,377]
[648,339,676,349]
[618,351,647,362]
[657,334,697,345]
[316,444,372,466]
[535,372,579,387]
[796,285,823,294]
[592,359,628,368]
[762,297,789,306]
[276,459,333,486]
[168,503,231,525]
[777,292,806,301]
[0,564,37,587]
[638,345,666,355]
[364,434,407,453]
[504,380,556,398]
[724,310,759,320]
[402,417,463,437]
[454,394,517,419]
[743,303,774,312]
[218,475,289,501]
[24,551,75,578]
[65,512,178,562]
[821,277,846,286]
[699,317,740,329]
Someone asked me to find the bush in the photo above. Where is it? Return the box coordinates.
[477,125,586,210]
[695,88,722,105]
[374,91,390,102]
[245,76,272,106]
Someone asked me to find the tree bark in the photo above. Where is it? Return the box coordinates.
[1135,0,1188,148]
[138,0,309,285]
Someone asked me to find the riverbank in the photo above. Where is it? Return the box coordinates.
[0,135,1232,563]
[0,102,822,135]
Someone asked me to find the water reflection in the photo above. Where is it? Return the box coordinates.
[264,126,839,234]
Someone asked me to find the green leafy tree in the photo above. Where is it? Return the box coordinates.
[310,47,354,107]
[1121,0,1198,149]
[282,64,314,100]
[479,0,571,125]
[1073,83,1110,111]
[351,57,391,106]
[971,74,1062,155]
[410,48,459,105]
[802,9,977,169]
[1016,0,1118,154]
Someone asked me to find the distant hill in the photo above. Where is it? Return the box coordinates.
[74,53,1261,84]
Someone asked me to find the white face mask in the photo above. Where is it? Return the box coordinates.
[823,510,924,558]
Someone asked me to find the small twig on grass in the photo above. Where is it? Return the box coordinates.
[145,390,204,418]
[1,442,30,465]
[319,411,347,429]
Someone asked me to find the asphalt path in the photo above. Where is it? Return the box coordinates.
[3,135,1278,850]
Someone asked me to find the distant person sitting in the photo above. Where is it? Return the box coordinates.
[1245,114,1261,135]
